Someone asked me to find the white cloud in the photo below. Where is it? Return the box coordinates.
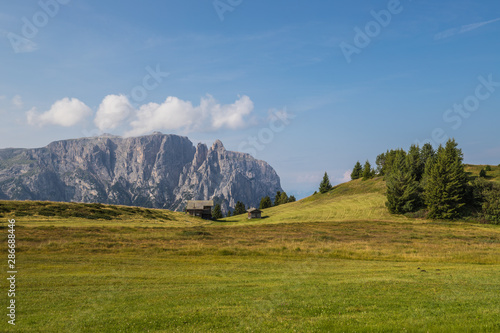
[126,94,254,136]
[94,94,134,131]
[12,95,23,108]
[27,97,92,127]
[435,17,500,40]
[340,170,352,183]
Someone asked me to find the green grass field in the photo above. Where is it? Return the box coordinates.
[1,164,499,332]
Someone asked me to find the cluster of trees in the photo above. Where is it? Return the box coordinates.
[351,161,376,181]
[379,139,499,222]
[211,200,247,220]
[259,191,296,209]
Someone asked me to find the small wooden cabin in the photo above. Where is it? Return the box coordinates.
[247,208,262,219]
[186,200,214,219]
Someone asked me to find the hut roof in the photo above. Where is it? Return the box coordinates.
[247,208,261,213]
[186,200,214,210]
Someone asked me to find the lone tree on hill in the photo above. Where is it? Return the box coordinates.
[424,139,468,219]
[351,161,363,180]
[479,169,487,178]
[319,172,332,193]
[212,204,223,220]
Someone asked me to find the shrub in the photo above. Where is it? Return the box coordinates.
[485,165,492,171]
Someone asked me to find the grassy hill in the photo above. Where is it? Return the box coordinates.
[465,163,500,183]
[0,200,207,227]
[219,177,406,225]
[220,164,500,225]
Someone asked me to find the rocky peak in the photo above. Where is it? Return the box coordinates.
[193,143,208,169]
[211,139,225,151]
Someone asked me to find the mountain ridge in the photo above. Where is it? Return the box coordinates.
[0,133,283,212]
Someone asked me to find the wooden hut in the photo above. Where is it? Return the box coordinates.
[186,200,214,219]
[247,208,262,219]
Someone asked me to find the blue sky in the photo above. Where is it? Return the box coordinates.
[1,0,499,198]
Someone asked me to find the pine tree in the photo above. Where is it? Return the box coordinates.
[386,151,422,214]
[420,143,435,167]
[351,161,363,180]
[479,169,487,178]
[274,191,282,206]
[212,204,223,220]
[376,153,387,176]
[406,144,424,181]
[279,191,289,204]
[424,139,468,219]
[362,161,373,181]
[259,196,272,209]
[319,172,332,193]
[234,201,246,215]
[226,210,232,217]
[288,195,296,202]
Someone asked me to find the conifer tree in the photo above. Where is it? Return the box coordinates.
[351,161,363,180]
[406,144,424,181]
[234,201,246,215]
[226,210,232,217]
[212,204,223,220]
[279,191,289,204]
[420,143,435,167]
[274,191,281,206]
[362,161,373,181]
[479,169,487,178]
[259,196,272,209]
[288,195,296,202]
[424,139,468,219]
[319,172,332,193]
[376,152,387,176]
[386,151,422,214]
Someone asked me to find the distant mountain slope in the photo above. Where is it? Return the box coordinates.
[0,133,283,211]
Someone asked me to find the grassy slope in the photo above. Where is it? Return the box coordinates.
[1,164,499,332]
[465,163,500,183]
[219,177,407,225]
[219,164,500,225]
[0,200,208,227]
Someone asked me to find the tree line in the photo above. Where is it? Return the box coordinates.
[356,139,499,222]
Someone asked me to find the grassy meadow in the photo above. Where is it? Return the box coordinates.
[1,164,499,332]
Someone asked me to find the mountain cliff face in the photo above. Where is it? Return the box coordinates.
[0,133,282,212]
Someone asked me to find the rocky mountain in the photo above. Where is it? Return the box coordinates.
[0,133,283,212]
